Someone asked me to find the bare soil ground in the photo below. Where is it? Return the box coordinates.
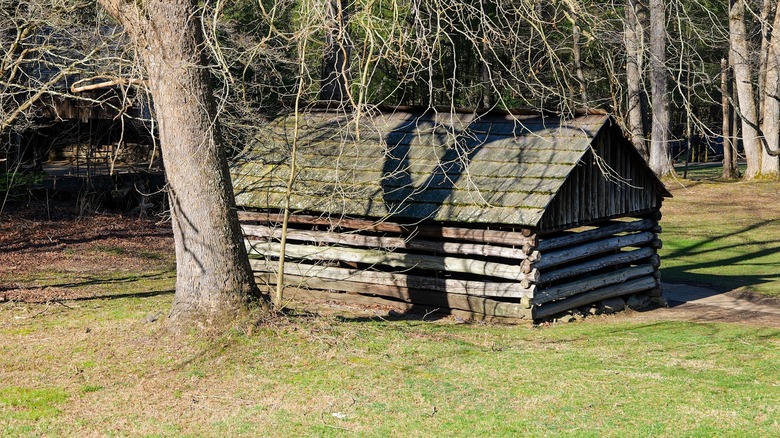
[1,203,779,327]
[620,285,780,329]
[0,203,174,303]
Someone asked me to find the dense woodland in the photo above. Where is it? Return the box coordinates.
[4,0,780,178]
[2,0,780,325]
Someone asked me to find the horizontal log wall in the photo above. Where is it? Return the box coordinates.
[242,212,536,320]
[250,260,535,298]
[239,211,538,246]
[530,214,662,318]
[240,211,662,321]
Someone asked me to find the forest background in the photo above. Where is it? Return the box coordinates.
[5,0,780,179]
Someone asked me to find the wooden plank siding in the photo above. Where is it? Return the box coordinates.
[537,126,667,232]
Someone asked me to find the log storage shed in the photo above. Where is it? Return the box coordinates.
[231,108,672,322]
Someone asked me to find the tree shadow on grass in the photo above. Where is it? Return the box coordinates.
[69,289,174,301]
[0,271,175,302]
[661,218,780,305]
[2,270,173,290]
[333,308,451,324]
[1,229,171,254]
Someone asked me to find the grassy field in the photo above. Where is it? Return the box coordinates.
[661,167,780,297]
[2,176,780,436]
[2,290,779,436]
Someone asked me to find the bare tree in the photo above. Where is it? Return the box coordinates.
[722,58,738,179]
[648,0,673,176]
[730,0,763,178]
[97,0,266,327]
[759,0,780,175]
[625,0,649,159]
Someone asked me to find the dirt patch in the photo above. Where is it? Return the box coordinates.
[0,203,174,302]
[730,288,780,307]
[626,303,780,328]
[616,284,780,329]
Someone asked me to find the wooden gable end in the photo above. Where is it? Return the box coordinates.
[538,123,669,232]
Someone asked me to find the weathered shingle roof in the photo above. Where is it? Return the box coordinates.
[232,109,667,227]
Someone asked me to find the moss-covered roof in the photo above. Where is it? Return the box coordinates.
[231,109,666,227]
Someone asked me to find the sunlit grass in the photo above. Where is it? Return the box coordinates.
[2,170,780,436]
[673,162,747,181]
[660,178,780,297]
[1,292,779,436]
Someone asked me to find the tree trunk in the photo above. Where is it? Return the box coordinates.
[722,58,738,179]
[320,0,350,104]
[98,0,264,327]
[759,0,773,115]
[625,0,649,159]
[649,0,673,176]
[731,0,763,178]
[760,2,780,176]
[572,21,588,104]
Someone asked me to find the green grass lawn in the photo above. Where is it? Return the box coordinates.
[660,176,780,297]
[1,290,779,437]
[2,176,780,436]
[673,162,747,181]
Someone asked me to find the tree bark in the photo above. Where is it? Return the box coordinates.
[759,0,773,115]
[722,58,738,179]
[625,0,649,159]
[572,21,587,104]
[320,0,350,104]
[649,0,673,176]
[98,0,264,327]
[760,2,780,176]
[730,0,763,178]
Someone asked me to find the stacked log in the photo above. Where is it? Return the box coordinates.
[239,211,537,321]
[238,211,662,322]
[530,214,662,319]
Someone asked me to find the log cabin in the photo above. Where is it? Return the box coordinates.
[231,107,671,322]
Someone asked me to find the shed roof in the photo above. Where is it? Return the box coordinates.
[231,109,670,229]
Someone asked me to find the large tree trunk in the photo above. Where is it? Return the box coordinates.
[625,0,649,159]
[759,0,773,114]
[760,2,780,176]
[722,58,738,179]
[648,0,673,176]
[98,0,263,327]
[730,0,763,178]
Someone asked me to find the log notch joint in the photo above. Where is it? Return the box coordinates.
[231,108,672,322]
